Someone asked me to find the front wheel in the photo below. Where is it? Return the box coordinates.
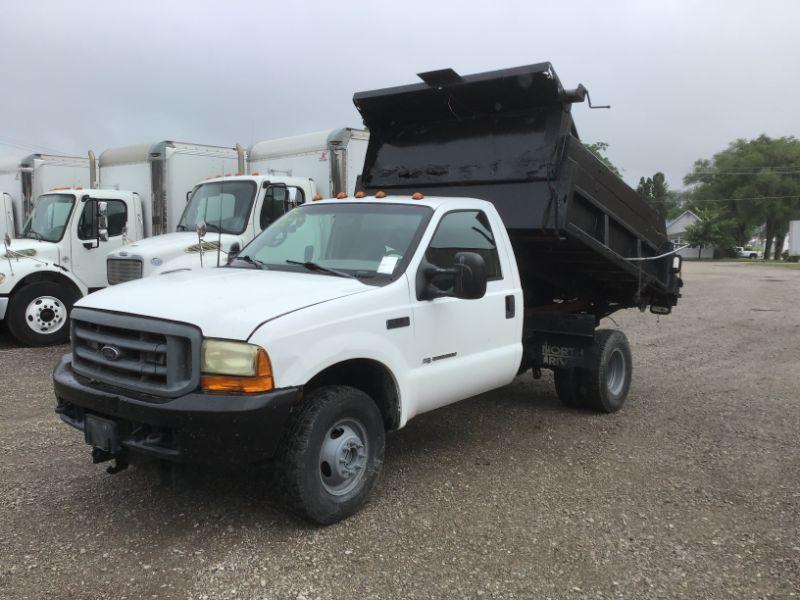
[6,282,77,346]
[275,385,385,525]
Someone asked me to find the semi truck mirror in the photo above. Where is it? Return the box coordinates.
[226,242,241,265]
[196,220,207,238]
[453,252,487,300]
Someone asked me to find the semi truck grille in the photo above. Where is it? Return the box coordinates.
[70,307,201,398]
[107,258,143,285]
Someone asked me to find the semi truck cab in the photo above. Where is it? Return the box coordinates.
[105,174,315,284]
[0,188,144,345]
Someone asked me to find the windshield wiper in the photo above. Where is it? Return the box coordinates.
[285,260,357,280]
[233,255,269,270]
[26,230,43,241]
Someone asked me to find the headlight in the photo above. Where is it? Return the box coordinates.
[200,339,273,393]
[0,272,5,284]
[150,257,163,266]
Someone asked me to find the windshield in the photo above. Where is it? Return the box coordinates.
[22,194,74,242]
[237,202,432,282]
[178,181,257,235]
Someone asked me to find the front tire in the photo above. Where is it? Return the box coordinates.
[7,282,77,346]
[275,385,385,525]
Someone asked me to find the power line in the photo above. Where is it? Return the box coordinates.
[0,137,73,156]
[646,195,800,204]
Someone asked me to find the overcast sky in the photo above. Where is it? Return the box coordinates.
[1,0,798,188]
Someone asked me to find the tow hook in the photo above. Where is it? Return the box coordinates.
[91,447,129,474]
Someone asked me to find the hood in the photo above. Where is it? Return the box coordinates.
[2,238,61,263]
[75,266,371,339]
[107,232,247,277]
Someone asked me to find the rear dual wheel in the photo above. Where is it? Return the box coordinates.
[553,329,632,413]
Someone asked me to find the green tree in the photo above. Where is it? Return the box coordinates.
[636,172,680,220]
[584,142,622,177]
[684,135,800,259]
[684,211,736,259]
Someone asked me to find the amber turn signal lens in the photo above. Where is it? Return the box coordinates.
[336,192,347,199]
[355,191,365,198]
[312,194,322,201]
[411,192,424,200]
[375,191,387,198]
[201,348,273,393]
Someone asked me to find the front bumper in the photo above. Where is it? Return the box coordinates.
[53,354,300,464]
[0,295,8,320]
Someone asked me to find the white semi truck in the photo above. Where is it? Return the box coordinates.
[54,64,683,524]
[248,128,368,197]
[0,187,146,345]
[0,157,24,235]
[99,140,247,236]
[105,174,316,285]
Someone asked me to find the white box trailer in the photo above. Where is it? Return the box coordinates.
[248,128,368,198]
[789,220,800,258]
[19,153,91,220]
[99,141,245,236]
[0,157,23,233]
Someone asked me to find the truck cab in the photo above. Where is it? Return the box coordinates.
[105,174,315,285]
[0,187,144,345]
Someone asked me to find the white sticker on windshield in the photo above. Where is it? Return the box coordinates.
[377,255,399,274]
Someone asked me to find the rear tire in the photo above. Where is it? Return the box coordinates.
[583,329,632,413]
[274,385,385,525]
[7,282,77,346]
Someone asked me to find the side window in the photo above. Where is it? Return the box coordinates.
[259,186,304,230]
[426,210,502,280]
[77,200,127,240]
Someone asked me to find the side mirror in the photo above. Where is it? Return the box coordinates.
[417,252,487,301]
[97,201,109,242]
[186,190,192,203]
[671,255,682,273]
[226,242,241,265]
[195,220,207,239]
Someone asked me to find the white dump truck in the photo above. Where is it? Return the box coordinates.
[54,64,682,524]
[248,128,368,197]
[104,173,316,285]
[1,187,146,345]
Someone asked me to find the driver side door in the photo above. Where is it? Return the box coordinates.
[409,209,522,417]
[70,199,129,289]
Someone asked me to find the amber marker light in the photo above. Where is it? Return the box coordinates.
[336,192,347,199]
[375,191,387,199]
[411,192,424,200]
[312,194,323,201]
[355,191,365,198]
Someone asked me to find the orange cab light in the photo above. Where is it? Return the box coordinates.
[200,348,273,393]
[355,191,365,198]
[224,173,232,177]
[251,171,260,176]
[375,191,387,199]
[336,192,347,199]
[205,176,213,180]
[235,172,242,176]
[411,192,424,200]
[312,194,323,201]
[75,186,82,190]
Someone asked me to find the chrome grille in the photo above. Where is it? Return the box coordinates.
[70,307,201,398]
[107,258,143,285]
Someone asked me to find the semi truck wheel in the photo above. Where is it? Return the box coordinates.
[583,329,632,413]
[275,385,385,525]
[6,282,77,346]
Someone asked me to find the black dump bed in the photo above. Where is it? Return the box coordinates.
[353,63,681,318]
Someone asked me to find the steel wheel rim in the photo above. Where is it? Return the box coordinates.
[25,295,67,334]
[606,348,627,397]
[318,418,368,496]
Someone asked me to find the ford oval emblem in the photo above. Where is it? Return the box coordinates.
[100,345,122,362]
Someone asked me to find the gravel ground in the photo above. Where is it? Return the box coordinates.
[1,261,798,599]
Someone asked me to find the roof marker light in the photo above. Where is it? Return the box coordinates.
[336,192,347,199]
[411,192,424,200]
[252,171,260,176]
[312,194,323,201]
[375,191,387,199]
[224,173,232,177]
[355,191,365,198]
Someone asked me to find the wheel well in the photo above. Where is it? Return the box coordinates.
[11,271,82,300]
[305,359,401,431]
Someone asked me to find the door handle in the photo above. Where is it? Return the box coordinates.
[505,295,515,319]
